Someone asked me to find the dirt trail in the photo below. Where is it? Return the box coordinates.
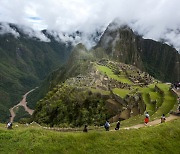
[123,115,179,130]
[40,115,179,133]
[9,88,37,122]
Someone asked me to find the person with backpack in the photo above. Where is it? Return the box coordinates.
[104,121,110,131]
[7,122,12,129]
[115,121,120,130]
[145,112,150,119]
[161,114,166,123]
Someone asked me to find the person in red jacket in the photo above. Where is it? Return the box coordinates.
[144,116,149,125]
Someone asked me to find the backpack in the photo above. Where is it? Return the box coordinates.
[104,122,110,128]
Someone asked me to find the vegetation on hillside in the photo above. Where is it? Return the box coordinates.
[31,51,178,127]
[0,27,72,122]
[33,84,108,127]
[13,106,31,122]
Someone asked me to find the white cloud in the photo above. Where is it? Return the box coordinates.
[0,23,20,37]
[0,0,180,51]
[17,25,50,42]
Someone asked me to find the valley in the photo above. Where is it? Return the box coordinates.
[9,88,37,123]
[0,24,72,122]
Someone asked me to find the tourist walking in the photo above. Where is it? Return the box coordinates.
[115,121,120,130]
[7,122,12,129]
[144,112,150,125]
[104,121,110,131]
[161,114,166,123]
[83,124,88,132]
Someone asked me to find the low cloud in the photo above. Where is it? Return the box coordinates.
[17,25,50,42]
[0,23,50,42]
[0,0,180,51]
[0,23,20,37]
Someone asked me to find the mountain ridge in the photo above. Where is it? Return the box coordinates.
[96,22,180,82]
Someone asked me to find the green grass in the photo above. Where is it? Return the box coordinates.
[110,115,145,128]
[133,83,177,120]
[96,65,132,84]
[149,91,163,107]
[0,119,179,153]
[152,84,177,119]
[142,93,155,115]
[139,86,156,115]
[156,83,170,91]
[88,88,110,95]
[112,88,131,98]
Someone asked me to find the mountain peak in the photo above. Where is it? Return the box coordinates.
[96,21,180,82]
[107,20,132,32]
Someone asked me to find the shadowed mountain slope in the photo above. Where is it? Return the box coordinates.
[96,23,180,82]
[0,23,72,121]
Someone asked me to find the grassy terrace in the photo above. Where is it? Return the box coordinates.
[88,88,110,95]
[95,63,178,120]
[149,91,163,107]
[96,65,132,84]
[0,119,180,153]
[112,88,131,98]
[111,83,178,126]
[151,84,177,119]
[138,85,156,115]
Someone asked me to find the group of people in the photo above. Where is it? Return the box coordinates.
[104,112,166,131]
[83,120,120,132]
[144,112,166,125]
[83,112,167,132]
[104,120,120,131]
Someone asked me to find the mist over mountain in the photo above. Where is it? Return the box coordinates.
[1,0,180,52]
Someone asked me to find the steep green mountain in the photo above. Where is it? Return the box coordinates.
[31,44,177,127]
[0,23,72,122]
[96,23,180,82]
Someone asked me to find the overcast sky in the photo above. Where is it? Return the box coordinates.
[0,0,180,51]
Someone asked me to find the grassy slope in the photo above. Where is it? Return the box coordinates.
[0,119,179,153]
[139,85,157,115]
[96,65,132,84]
[113,88,131,98]
[151,84,177,119]
[88,88,110,95]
